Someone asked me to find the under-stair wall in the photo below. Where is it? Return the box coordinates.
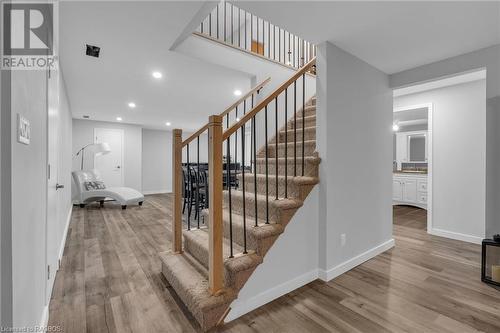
[225,186,319,321]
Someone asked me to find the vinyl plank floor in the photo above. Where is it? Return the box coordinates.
[48,196,500,332]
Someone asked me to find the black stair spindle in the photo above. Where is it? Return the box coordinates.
[268,21,270,58]
[302,73,306,176]
[294,80,297,177]
[209,10,212,36]
[186,143,191,230]
[234,106,238,189]
[200,20,203,34]
[226,135,234,258]
[230,3,233,45]
[252,115,258,227]
[244,10,247,50]
[275,97,278,200]
[238,7,240,47]
[265,105,269,224]
[216,2,219,39]
[241,123,247,254]
[278,28,281,63]
[273,25,276,61]
[284,88,288,198]
[197,136,200,228]
[223,0,226,42]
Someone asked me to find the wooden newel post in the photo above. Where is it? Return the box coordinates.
[208,115,224,295]
[172,129,183,253]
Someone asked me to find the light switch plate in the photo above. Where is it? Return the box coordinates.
[17,114,31,145]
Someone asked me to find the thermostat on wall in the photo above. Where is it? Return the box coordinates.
[17,114,31,145]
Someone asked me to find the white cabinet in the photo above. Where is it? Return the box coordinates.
[393,173,427,209]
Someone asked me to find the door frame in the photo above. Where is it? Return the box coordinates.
[93,128,125,186]
[393,102,433,234]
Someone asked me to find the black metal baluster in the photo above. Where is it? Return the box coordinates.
[241,122,247,254]
[216,2,219,39]
[284,88,288,198]
[251,14,253,50]
[231,3,233,45]
[268,21,270,58]
[265,105,269,224]
[187,143,191,230]
[294,80,297,177]
[197,136,200,228]
[200,20,203,34]
[227,136,233,258]
[224,0,226,42]
[273,25,276,61]
[234,106,238,190]
[209,10,212,36]
[275,97,279,200]
[252,115,257,227]
[256,17,259,53]
[293,35,296,68]
[244,11,247,50]
[302,73,305,176]
[278,28,281,63]
[238,8,240,47]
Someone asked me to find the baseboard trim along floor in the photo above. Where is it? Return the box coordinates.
[318,238,395,282]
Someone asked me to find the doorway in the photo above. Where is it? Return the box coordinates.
[392,103,433,232]
[94,128,124,187]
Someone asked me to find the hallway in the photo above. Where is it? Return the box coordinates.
[48,196,500,332]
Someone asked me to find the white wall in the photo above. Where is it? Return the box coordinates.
[142,129,172,194]
[395,79,487,242]
[72,119,142,192]
[317,42,394,280]
[227,187,319,322]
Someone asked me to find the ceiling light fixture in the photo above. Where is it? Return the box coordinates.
[116,117,122,121]
[152,71,163,79]
[234,90,242,96]
[128,102,136,108]
[236,117,240,122]
[392,123,399,132]
[165,122,171,126]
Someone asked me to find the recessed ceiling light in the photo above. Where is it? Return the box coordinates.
[165,122,171,126]
[234,90,242,96]
[392,123,399,132]
[116,117,122,121]
[128,102,136,108]
[152,71,163,79]
[236,117,240,122]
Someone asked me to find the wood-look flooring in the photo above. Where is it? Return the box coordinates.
[48,196,500,332]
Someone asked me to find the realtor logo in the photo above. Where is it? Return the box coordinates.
[1,2,57,70]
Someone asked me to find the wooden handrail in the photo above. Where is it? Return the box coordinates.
[222,58,316,141]
[180,77,271,148]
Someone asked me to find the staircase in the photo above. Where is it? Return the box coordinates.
[160,59,318,330]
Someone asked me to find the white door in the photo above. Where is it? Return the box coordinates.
[46,68,60,301]
[94,128,124,187]
[393,179,403,201]
[403,179,417,203]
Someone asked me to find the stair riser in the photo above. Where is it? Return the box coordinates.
[223,192,300,224]
[260,142,316,158]
[288,116,316,129]
[255,160,319,178]
[222,221,280,257]
[237,174,313,200]
[278,129,316,142]
[303,106,316,117]
[161,261,228,331]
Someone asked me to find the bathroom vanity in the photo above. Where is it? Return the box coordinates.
[393,172,427,209]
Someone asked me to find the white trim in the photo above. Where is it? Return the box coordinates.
[225,269,319,322]
[317,239,395,282]
[142,189,172,195]
[58,206,72,265]
[428,228,483,244]
[39,305,49,328]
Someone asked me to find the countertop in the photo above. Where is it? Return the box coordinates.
[393,170,428,175]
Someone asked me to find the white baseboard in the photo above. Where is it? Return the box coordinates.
[225,269,319,322]
[142,189,171,195]
[428,227,483,244]
[58,206,73,266]
[39,305,49,328]
[318,239,395,282]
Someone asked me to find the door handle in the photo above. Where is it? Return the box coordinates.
[116,166,121,169]
[56,183,64,190]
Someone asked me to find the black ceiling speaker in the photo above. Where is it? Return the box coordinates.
[86,44,100,57]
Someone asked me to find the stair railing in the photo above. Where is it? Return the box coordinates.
[171,77,270,260]
[196,1,316,71]
[205,58,316,295]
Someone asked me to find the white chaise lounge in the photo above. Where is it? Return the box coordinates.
[72,169,144,209]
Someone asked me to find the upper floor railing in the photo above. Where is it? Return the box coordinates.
[196,1,316,70]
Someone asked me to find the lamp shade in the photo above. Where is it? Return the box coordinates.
[93,142,111,156]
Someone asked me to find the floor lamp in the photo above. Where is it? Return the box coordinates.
[75,142,111,170]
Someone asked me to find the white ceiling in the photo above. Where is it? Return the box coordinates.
[60,1,252,131]
[235,1,500,74]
